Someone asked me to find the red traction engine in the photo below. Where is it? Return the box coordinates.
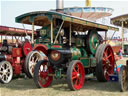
[0,39,32,83]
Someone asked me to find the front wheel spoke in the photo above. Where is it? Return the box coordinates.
[77,65,80,73]
[31,57,35,62]
[104,69,109,76]
[35,57,39,62]
[0,70,3,74]
[73,67,77,73]
[72,72,77,76]
[3,75,7,80]
[5,74,8,80]
[0,74,4,79]
[105,63,110,69]
[2,64,6,69]
[75,78,79,86]
[104,52,108,58]
[105,47,109,54]
[6,65,9,69]
[105,54,112,60]
[6,71,10,75]
[106,71,110,76]
[43,65,46,70]
[102,57,107,62]
[72,75,77,80]
[1,66,5,70]
[103,63,106,67]
[29,61,34,66]
[103,64,110,70]
[30,65,34,70]
[6,69,10,72]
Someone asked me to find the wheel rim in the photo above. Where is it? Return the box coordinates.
[28,52,44,77]
[38,62,53,87]
[72,62,85,90]
[102,46,115,80]
[0,61,13,83]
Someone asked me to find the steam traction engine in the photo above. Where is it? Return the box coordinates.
[0,39,32,83]
[15,11,119,90]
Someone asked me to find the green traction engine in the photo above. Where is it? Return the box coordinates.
[15,11,119,90]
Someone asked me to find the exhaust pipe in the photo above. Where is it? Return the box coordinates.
[56,0,64,13]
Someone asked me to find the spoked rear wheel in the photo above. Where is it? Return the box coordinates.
[0,61,13,84]
[119,65,128,92]
[67,60,85,90]
[96,44,115,82]
[33,60,53,88]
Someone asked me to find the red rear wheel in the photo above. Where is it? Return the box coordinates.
[67,60,85,90]
[96,44,115,81]
[34,60,53,88]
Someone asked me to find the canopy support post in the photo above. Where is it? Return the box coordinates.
[121,21,124,53]
[69,23,72,46]
[105,31,107,44]
[12,36,13,43]
[21,36,23,41]
[51,20,53,44]
[32,22,34,44]
[5,35,7,39]
[54,20,64,44]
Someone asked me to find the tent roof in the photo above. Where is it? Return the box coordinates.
[0,25,36,36]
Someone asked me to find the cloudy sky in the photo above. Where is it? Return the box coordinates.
[1,0,128,37]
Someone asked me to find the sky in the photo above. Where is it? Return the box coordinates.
[0,0,128,37]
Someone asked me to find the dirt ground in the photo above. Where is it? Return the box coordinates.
[0,57,128,96]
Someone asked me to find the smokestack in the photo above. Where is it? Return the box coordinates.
[56,0,64,12]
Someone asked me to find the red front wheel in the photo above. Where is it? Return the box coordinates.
[67,60,85,90]
[33,60,53,88]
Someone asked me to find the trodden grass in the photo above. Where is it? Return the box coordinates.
[0,57,128,96]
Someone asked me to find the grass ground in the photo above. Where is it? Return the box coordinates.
[0,57,128,96]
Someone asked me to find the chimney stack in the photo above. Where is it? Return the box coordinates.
[56,0,64,13]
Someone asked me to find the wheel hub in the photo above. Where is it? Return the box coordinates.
[3,70,7,75]
[77,73,80,77]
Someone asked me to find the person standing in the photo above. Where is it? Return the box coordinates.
[119,47,123,59]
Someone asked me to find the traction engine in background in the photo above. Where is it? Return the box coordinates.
[0,39,32,83]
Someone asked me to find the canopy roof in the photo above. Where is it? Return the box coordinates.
[111,14,128,28]
[16,11,119,32]
[0,25,35,36]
